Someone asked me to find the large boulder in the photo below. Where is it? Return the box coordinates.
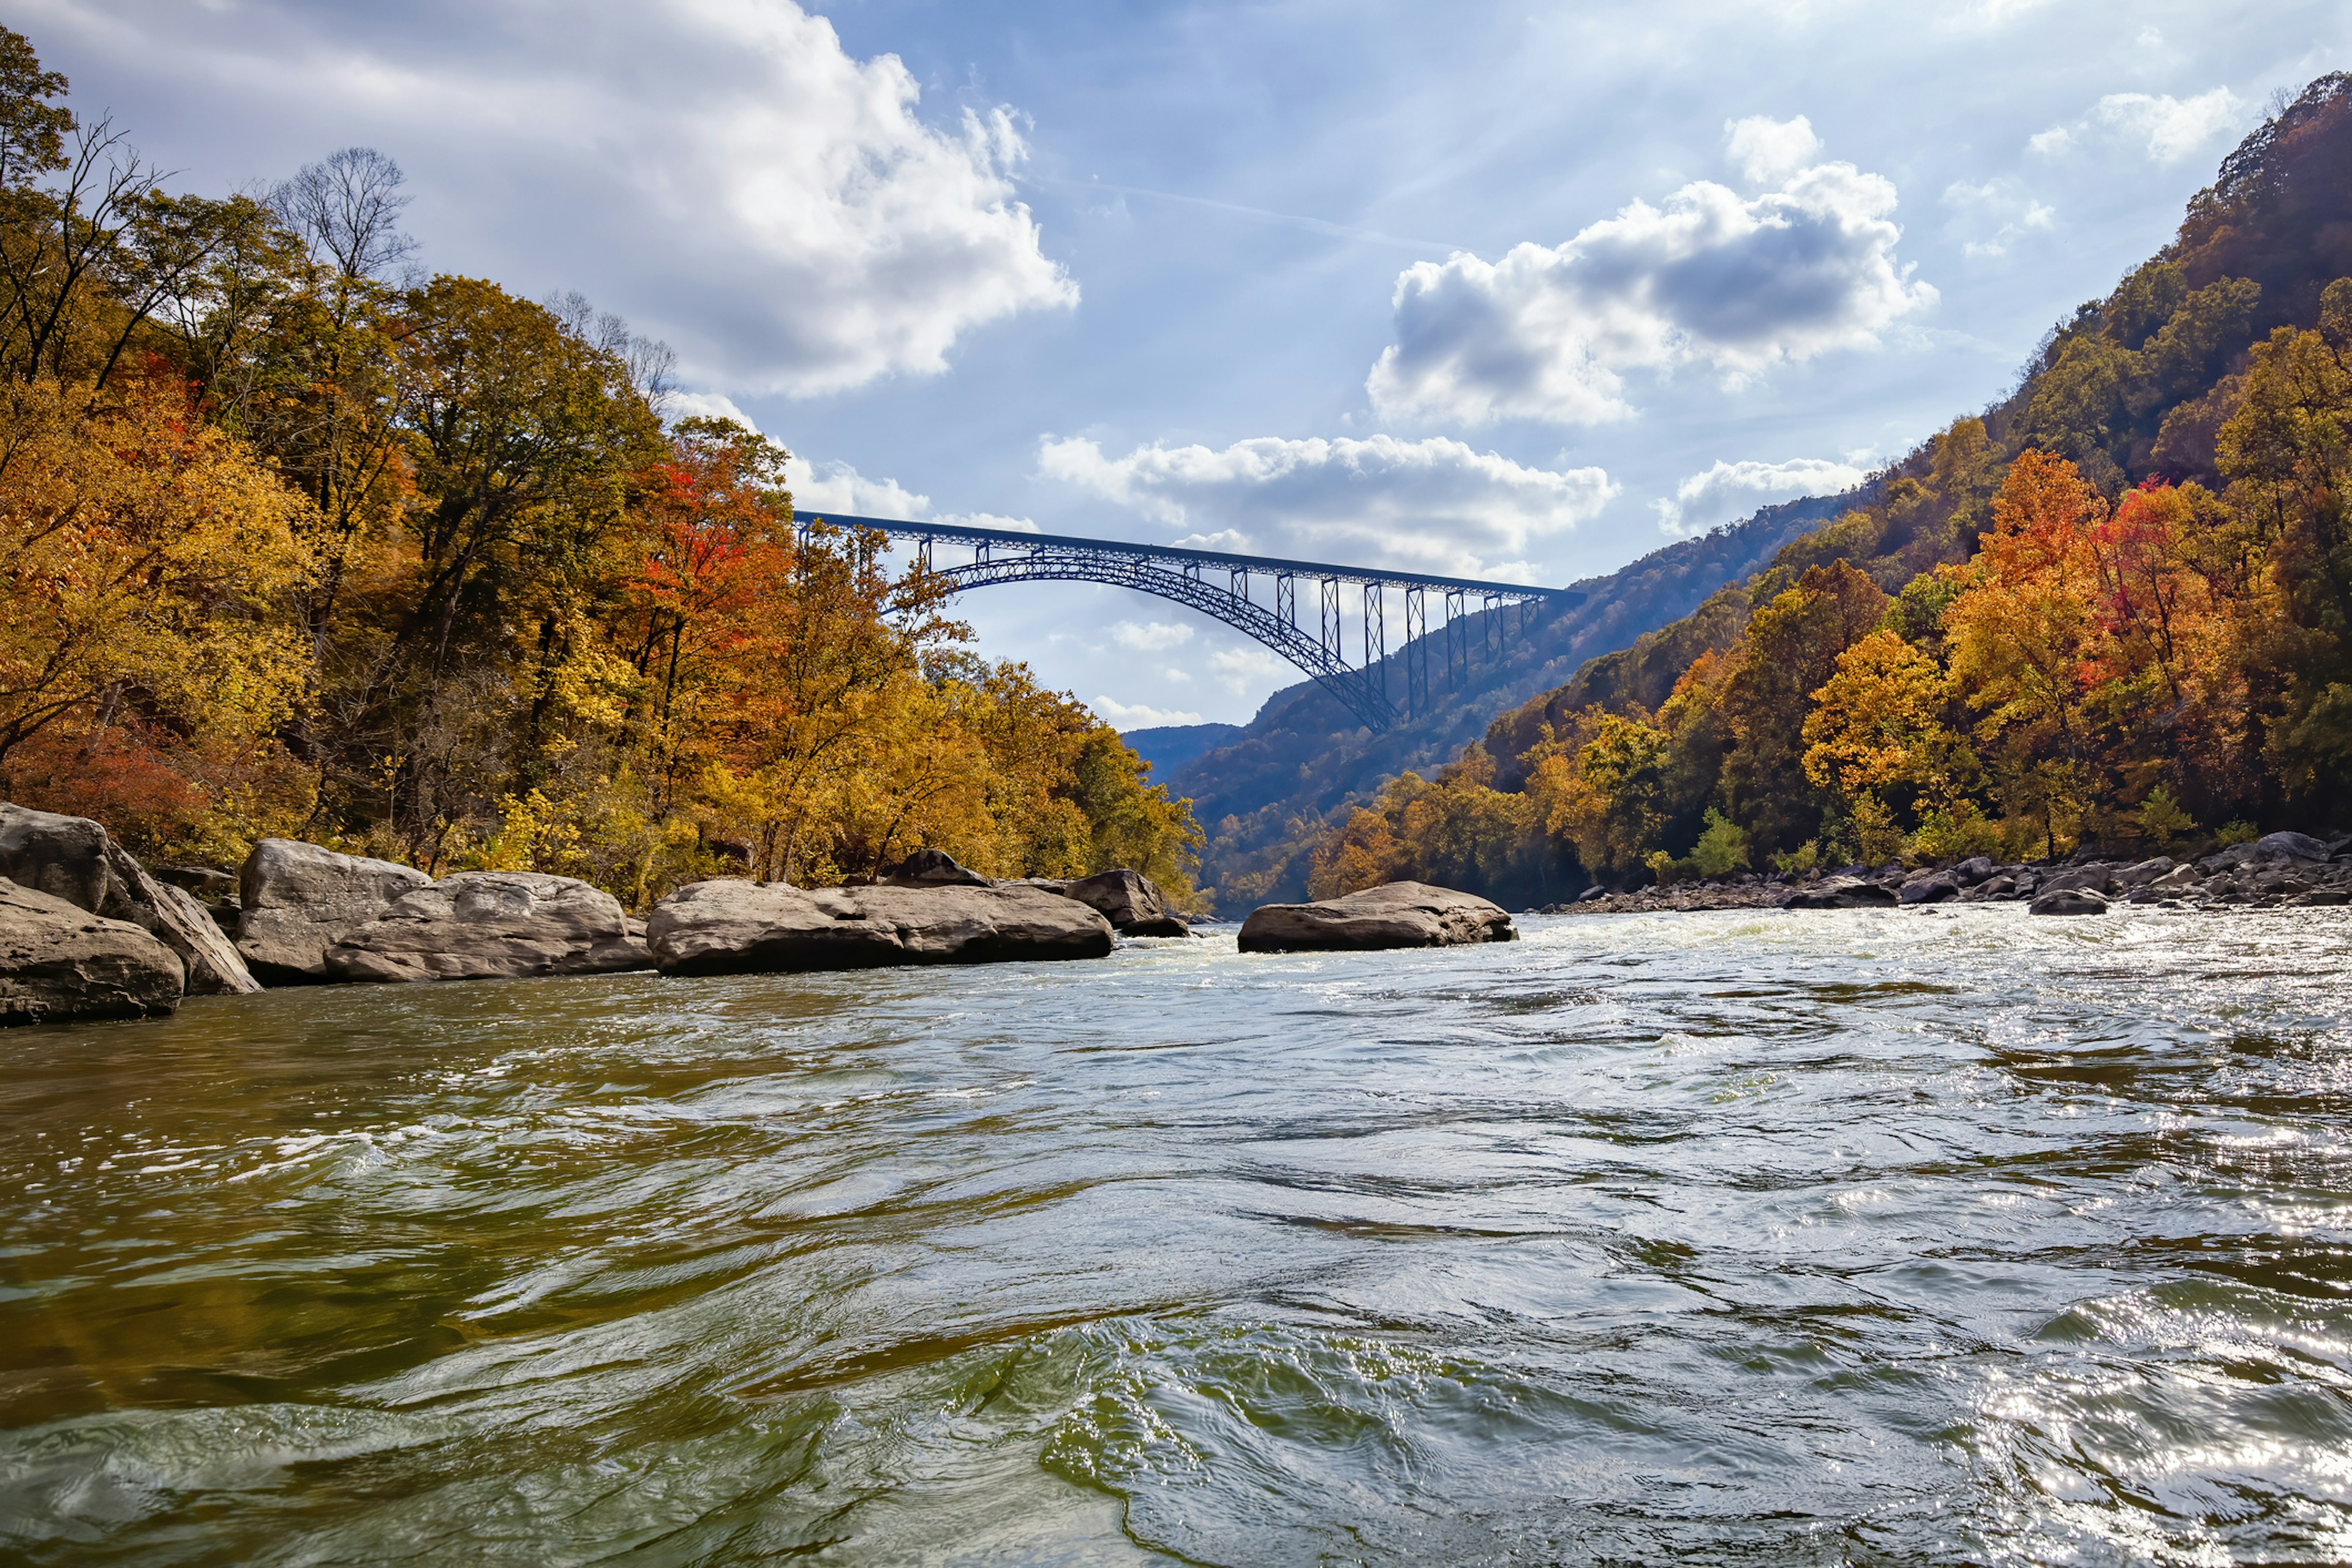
[1237,881,1517,953]
[1898,875,1960,905]
[0,804,257,995]
[236,839,431,985]
[647,879,1115,976]
[1062,869,1190,937]
[2038,864,2116,897]
[2030,888,2110,916]
[1781,876,1899,910]
[0,879,183,1024]
[2255,831,2329,862]
[323,872,654,984]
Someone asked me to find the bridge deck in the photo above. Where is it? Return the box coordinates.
[801,511,1585,603]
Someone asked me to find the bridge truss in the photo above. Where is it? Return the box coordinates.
[805,513,1584,733]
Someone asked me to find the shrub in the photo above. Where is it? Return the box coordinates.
[1691,809,1752,876]
[1913,800,2001,862]
[2135,785,2195,845]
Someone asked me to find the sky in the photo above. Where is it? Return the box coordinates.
[13,0,2348,728]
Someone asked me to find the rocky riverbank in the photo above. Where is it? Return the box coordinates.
[1536,831,2352,918]
[0,803,1205,1024]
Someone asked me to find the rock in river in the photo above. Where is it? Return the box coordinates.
[1237,881,1517,953]
[323,872,654,983]
[0,802,256,995]
[236,839,431,985]
[2030,887,2111,916]
[1781,876,1898,910]
[1061,869,1190,937]
[646,879,1115,976]
[0,878,183,1024]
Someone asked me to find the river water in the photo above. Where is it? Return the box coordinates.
[3,907,2350,1566]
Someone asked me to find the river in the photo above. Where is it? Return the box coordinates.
[4,906,2350,1565]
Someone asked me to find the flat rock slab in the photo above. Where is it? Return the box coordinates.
[238,839,431,985]
[0,803,257,995]
[1238,881,1517,953]
[325,872,654,983]
[0,878,183,1024]
[647,880,1115,976]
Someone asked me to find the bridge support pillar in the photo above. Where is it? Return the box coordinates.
[1444,588,1466,691]
[1404,587,1427,717]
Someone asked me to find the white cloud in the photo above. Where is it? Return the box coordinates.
[1366,123,1934,428]
[793,459,930,519]
[1174,529,1252,552]
[58,0,1076,398]
[667,390,760,430]
[2094,89,2244,164]
[1651,456,1868,536]
[1091,696,1205,729]
[789,465,1035,530]
[1942,178,2057,259]
[1038,432,1615,578]
[940,511,1041,533]
[1110,620,1197,652]
[1724,114,1823,184]
[1207,646,1292,695]
[2031,88,2244,167]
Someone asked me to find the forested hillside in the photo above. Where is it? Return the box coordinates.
[0,29,1199,904]
[1172,488,1859,904]
[1261,73,2352,907]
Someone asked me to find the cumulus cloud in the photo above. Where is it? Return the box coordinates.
[666,390,761,430]
[1366,119,1934,428]
[792,460,932,519]
[1110,620,1197,652]
[2095,89,2244,163]
[43,0,1076,397]
[789,461,1038,537]
[2031,88,2243,165]
[1091,696,1205,729]
[1207,646,1292,695]
[1038,432,1616,578]
[1651,456,1868,536]
[1724,113,1823,184]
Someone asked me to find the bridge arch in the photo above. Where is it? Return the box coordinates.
[803,513,1583,734]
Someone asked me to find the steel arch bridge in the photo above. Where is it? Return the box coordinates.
[804,513,1585,733]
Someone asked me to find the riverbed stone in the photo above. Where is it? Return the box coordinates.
[1952,857,1997,886]
[323,872,654,984]
[1062,869,1190,937]
[1782,876,1899,910]
[2038,864,2116,897]
[236,839,432,985]
[0,803,257,995]
[1237,881,1517,953]
[647,878,1115,976]
[2030,888,2110,916]
[1898,875,1960,905]
[0,878,183,1023]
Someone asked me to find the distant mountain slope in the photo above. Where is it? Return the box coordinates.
[1170,489,1861,902]
[1177,72,2352,909]
[1122,723,1242,781]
